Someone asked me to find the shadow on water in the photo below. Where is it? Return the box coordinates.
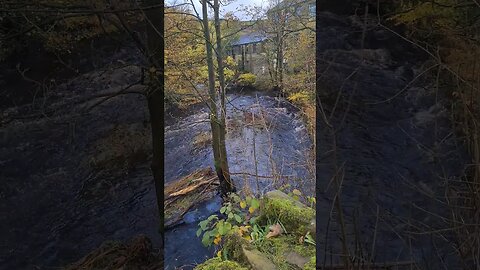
[164,91,314,269]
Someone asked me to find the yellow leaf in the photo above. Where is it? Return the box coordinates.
[238,225,250,236]
[213,235,222,245]
[249,206,255,214]
[217,251,222,257]
[292,189,302,196]
[240,201,247,209]
[240,225,249,231]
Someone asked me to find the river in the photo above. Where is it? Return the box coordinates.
[164,91,315,269]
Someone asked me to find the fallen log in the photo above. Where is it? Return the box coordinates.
[166,176,218,199]
[164,167,219,229]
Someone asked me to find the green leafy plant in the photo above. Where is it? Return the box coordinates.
[250,224,269,244]
[196,193,261,247]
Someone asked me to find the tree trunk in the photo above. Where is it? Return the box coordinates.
[277,35,284,90]
[144,1,164,265]
[277,11,285,91]
[213,0,235,193]
[202,0,233,196]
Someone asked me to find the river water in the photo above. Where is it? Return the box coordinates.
[0,65,162,269]
[315,11,468,268]
[164,92,315,269]
[0,48,314,270]
[0,11,469,270]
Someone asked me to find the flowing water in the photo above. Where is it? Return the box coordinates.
[0,11,468,270]
[164,92,315,269]
[0,64,161,269]
[0,49,313,270]
[315,11,467,268]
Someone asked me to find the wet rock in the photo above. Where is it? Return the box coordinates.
[242,247,277,270]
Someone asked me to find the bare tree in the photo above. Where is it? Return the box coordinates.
[201,0,235,195]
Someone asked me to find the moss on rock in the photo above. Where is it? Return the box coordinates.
[242,247,277,270]
[194,257,248,270]
[221,233,250,265]
[221,231,314,270]
[256,235,314,270]
[260,191,315,235]
[303,256,316,270]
